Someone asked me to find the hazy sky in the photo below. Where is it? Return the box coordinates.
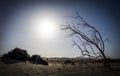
[0,0,120,58]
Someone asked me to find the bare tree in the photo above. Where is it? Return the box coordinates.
[61,12,110,67]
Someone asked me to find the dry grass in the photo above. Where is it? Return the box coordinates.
[0,61,120,76]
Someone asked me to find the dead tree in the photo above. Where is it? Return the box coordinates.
[61,12,110,67]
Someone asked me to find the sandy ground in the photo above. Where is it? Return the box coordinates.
[0,61,120,76]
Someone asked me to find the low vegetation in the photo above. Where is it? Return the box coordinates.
[1,48,48,65]
[0,48,120,76]
[0,58,120,76]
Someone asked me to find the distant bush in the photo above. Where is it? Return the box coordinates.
[2,48,30,62]
[64,60,72,64]
[30,55,48,65]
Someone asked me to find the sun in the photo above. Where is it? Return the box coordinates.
[29,11,60,40]
[32,16,58,39]
[39,18,56,37]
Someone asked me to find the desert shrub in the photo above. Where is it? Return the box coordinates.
[2,48,30,62]
[29,55,48,65]
[64,60,72,64]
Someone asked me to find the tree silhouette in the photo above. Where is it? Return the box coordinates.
[61,12,110,67]
[30,55,48,65]
[2,47,30,62]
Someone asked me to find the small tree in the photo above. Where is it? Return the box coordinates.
[29,55,48,65]
[2,47,30,62]
[61,12,110,67]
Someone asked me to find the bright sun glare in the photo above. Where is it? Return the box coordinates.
[31,14,58,39]
[40,19,56,37]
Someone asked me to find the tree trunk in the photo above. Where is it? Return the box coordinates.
[99,49,110,67]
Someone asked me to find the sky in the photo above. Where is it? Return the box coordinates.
[0,0,120,58]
